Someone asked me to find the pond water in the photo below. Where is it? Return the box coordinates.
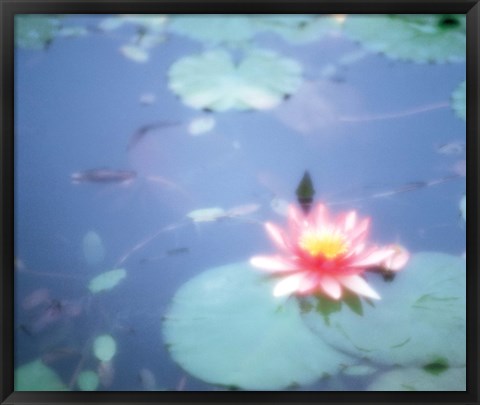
[14,14,466,392]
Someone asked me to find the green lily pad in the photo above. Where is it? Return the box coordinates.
[169,15,256,45]
[88,269,126,294]
[367,366,465,391]
[15,359,68,391]
[93,334,117,362]
[77,370,99,391]
[452,81,466,121]
[254,15,341,43]
[162,262,352,390]
[302,252,465,368]
[459,194,466,222]
[15,15,62,50]
[168,49,302,111]
[82,230,105,266]
[344,15,466,63]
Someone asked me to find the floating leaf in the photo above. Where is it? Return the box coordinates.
[367,367,465,391]
[302,252,466,368]
[459,194,466,222]
[77,370,99,391]
[254,15,341,43]
[15,15,62,50]
[163,262,352,390]
[168,49,302,111]
[451,81,466,121]
[88,269,126,294]
[99,15,167,33]
[169,15,256,45]
[93,335,117,362]
[187,207,226,223]
[15,359,68,391]
[344,15,466,63]
[82,230,105,266]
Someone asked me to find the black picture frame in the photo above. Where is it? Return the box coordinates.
[1,1,479,404]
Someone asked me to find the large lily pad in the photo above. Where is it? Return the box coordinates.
[15,359,68,391]
[162,262,352,390]
[344,15,466,63]
[301,252,465,368]
[168,49,302,111]
[367,366,465,391]
[169,15,256,45]
[254,15,341,43]
[451,81,466,121]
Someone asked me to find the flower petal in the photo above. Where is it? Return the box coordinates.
[351,248,395,268]
[249,255,298,272]
[381,244,410,272]
[338,275,380,300]
[314,204,329,229]
[265,222,289,251]
[273,273,307,297]
[319,275,342,300]
[342,211,357,232]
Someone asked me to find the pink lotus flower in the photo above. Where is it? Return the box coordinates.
[250,204,409,300]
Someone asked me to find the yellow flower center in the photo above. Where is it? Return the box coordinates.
[299,231,348,259]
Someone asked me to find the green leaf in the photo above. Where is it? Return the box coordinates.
[302,252,466,368]
[88,269,126,294]
[77,370,99,391]
[15,15,62,50]
[343,294,364,316]
[168,49,302,112]
[93,334,117,362]
[367,367,465,391]
[422,357,449,376]
[344,15,466,63]
[451,81,466,121]
[15,359,69,391]
[162,262,352,390]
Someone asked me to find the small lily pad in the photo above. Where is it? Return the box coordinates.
[367,366,465,391]
[187,207,226,223]
[344,15,466,63]
[451,81,466,121]
[168,49,302,111]
[302,252,466,368]
[77,370,99,391]
[15,15,62,50]
[88,269,126,294]
[93,334,117,362]
[163,262,352,390]
[15,359,68,391]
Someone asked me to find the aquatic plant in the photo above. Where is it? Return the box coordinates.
[254,15,342,43]
[250,204,408,299]
[343,15,466,63]
[168,49,302,111]
[169,15,256,46]
[77,370,100,391]
[163,262,352,390]
[15,15,62,50]
[301,252,466,369]
[93,334,117,362]
[15,359,68,390]
[451,80,466,121]
[367,366,465,391]
[88,268,126,294]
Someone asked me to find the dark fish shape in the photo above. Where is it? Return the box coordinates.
[71,168,137,184]
[296,171,315,214]
[127,121,182,151]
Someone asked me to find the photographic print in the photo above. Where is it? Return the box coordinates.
[13,13,466,393]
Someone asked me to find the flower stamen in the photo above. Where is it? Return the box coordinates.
[299,231,348,259]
